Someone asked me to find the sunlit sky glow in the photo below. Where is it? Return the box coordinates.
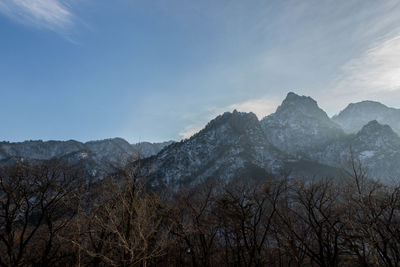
[2,0,400,142]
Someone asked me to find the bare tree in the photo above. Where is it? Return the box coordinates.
[341,157,400,266]
[276,179,346,267]
[76,162,171,267]
[213,179,286,267]
[0,161,83,267]
[167,181,221,267]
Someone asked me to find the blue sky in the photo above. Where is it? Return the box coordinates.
[2,0,400,142]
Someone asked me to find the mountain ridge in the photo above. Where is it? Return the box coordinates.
[2,92,400,185]
[0,138,174,180]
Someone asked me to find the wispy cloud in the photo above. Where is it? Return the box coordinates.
[227,98,278,119]
[325,32,400,113]
[0,0,75,32]
[179,125,203,140]
[179,97,279,139]
[336,34,400,93]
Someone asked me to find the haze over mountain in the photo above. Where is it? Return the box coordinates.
[2,92,400,185]
[314,120,400,182]
[332,101,400,135]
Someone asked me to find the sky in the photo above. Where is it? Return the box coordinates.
[2,0,400,142]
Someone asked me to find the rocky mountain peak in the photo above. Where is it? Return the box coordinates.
[275,92,328,121]
[282,92,317,105]
[261,92,344,155]
[357,120,398,140]
[199,110,259,137]
[314,119,400,183]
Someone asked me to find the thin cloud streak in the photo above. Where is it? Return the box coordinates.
[0,0,74,31]
[324,32,400,115]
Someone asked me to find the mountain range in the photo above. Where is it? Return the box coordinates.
[144,92,400,187]
[2,92,400,185]
[0,138,173,179]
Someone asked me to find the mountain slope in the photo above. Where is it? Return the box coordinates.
[314,120,400,182]
[144,110,285,188]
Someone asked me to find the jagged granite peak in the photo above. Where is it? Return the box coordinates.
[332,100,400,135]
[261,92,345,156]
[276,92,327,119]
[272,92,336,122]
[143,110,284,188]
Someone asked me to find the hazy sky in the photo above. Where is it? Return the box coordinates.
[2,0,400,142]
